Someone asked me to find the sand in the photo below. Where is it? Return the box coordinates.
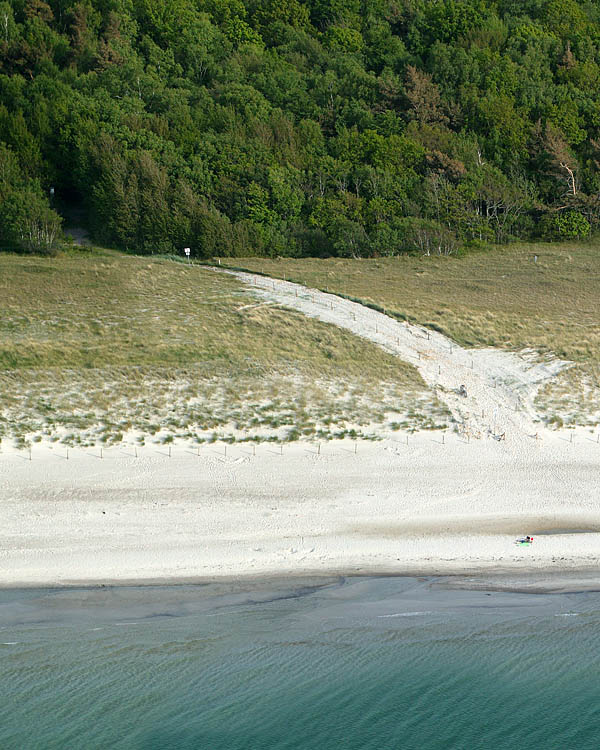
[1,432,599,587]
[1,271,599,587]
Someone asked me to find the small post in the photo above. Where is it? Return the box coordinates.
[100,447,103,459]
[570,432,573,444]
[135,447,137,458]
[253,444,256,456]
[376,324,378,333]
[438,365,441,375]
[197,445,200,456]
[295,289,297,297]
[597,433,599,444]
[427,331,430,340]
[354,441,357,454]
[471,360,474,369]
[224,444,227,457]
[169,445,171,458]
[442,432,445,445]
[66,448,69,460]
[418,352,421,360]
[406,434,409,446]
[317,443,321,455]
[330,301,333,310]
[280,443,283,455]
[29,447,32,461]
[482,409,485,418]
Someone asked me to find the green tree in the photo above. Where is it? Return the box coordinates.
[1,184,62,253]
[546,209,590,239]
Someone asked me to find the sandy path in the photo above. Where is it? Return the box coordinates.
[228,270,570,449]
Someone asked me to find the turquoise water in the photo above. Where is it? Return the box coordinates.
[1,577,600,749]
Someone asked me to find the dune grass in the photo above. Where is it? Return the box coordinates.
[220,242,600,426]
[0,250,448,446]
[220,243,599,359]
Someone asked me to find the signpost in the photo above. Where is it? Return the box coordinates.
[184,247,191,264]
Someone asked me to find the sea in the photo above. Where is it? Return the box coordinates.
[1,575,599,750]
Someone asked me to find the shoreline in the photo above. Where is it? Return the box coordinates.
[2,435,600,591]
[2,567,600,595]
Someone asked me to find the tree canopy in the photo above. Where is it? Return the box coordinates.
[2,0,600,256]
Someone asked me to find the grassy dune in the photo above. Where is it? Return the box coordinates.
[0,250,448,447]
[221,242,600,426]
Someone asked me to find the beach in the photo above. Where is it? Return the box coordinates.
[2,276,600,750]
[1,431,599,587]
[2,271,600,588]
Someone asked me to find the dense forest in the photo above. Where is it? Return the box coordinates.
[2,0,600,257]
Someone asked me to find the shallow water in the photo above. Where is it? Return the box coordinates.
[1,577,600,749]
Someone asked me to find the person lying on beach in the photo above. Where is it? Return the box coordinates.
[516,536,534,545]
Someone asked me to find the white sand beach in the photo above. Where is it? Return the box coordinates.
[1,433,599,587]
[1,271,599,587]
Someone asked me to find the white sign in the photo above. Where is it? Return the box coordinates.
[184,247,191,257]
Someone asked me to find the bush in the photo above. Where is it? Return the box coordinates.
[543,210,590,240]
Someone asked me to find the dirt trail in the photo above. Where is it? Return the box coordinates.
[228,270,570,448]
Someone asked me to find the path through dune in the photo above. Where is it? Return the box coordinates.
[227,270,570,448]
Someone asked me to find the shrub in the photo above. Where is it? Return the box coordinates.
[545,210,590,240]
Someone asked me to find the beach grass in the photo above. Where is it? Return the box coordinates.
[219,242,600,425]
[0,250,448,445]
